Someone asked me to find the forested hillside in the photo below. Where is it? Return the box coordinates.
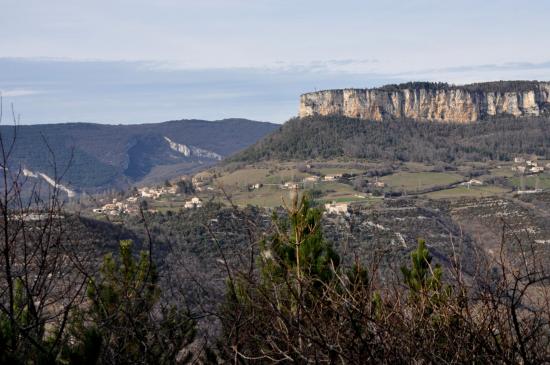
[230,115,550,163]
[1,118,277,191]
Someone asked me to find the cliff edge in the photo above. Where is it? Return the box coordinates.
[299,81,550,123]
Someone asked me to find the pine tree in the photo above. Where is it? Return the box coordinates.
[401,239,451,311]
[261,192,339,285]
[64,240,196,364]
[401,239,442,293]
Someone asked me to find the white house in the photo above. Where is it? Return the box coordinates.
[283,182,299,189]
[139,187,159,198]
[324,202,349,215]
[303,175,320,183]
[184,197,203,209]
[324,174,342,182]
[461,179,483,186]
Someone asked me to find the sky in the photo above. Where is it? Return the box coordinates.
[1,0,550,124]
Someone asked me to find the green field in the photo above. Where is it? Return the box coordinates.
[216,167,311,187]
[197,161,531,207]
[264,169,310,184]
[215,168,270,187]
[402,162,433,172]
[232,189,293,207]
[381,172,464,191]
[424,185,510,199]
[224,179,367,207]
[488,167,516,178]
[318,181,366,202]
[508,175,550,189]
[312,167,364,176]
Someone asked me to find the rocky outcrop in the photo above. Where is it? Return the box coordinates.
[299,81,550,123]
[164,136,222,160]
[23,168,76,198]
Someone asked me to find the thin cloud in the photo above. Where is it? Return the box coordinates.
[395,60,550,78]
[1,89,43,97]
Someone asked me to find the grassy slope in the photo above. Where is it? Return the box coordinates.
[380,172,464,191]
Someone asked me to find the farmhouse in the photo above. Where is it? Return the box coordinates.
[324,202,349,215]
[303,175,320,183]
[283,182,299,189]
[324,174,342,182]
[461,179,483,187]
[512,165,527,173]
[184,197,202,209]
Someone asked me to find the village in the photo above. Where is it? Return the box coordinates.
[90,156,550,218]
[92,179,203,216]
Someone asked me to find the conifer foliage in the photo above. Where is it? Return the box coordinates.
[262,193,339,284]
[64,240,196,364]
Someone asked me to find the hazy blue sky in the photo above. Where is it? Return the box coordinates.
[1,0,550,124]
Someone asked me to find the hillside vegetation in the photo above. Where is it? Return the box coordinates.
[1,118,277,190]
[230,115,550,163]
[377,80,546,93]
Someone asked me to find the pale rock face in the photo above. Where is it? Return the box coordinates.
[164,136,222,160]
[299,82,550,123]
[23,167,76,198]
[541,83,550,103]
[521,91,540,115]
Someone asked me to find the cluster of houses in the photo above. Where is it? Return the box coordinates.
[138,185,178,199]
[192,174,215,192]
[93,198,136,216]
[512,157,547,174]
[93,194,204,216]
[92,185,179,215]
[92,175,207,216]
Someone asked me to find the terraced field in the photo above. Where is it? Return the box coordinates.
[424,185,510,199]
[508,175,550,190]
[380,172,464,191]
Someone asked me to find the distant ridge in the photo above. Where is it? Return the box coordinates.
[1,118,278,192]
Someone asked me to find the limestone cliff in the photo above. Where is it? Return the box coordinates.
[299,81,550,123]
[163,136,222,160]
